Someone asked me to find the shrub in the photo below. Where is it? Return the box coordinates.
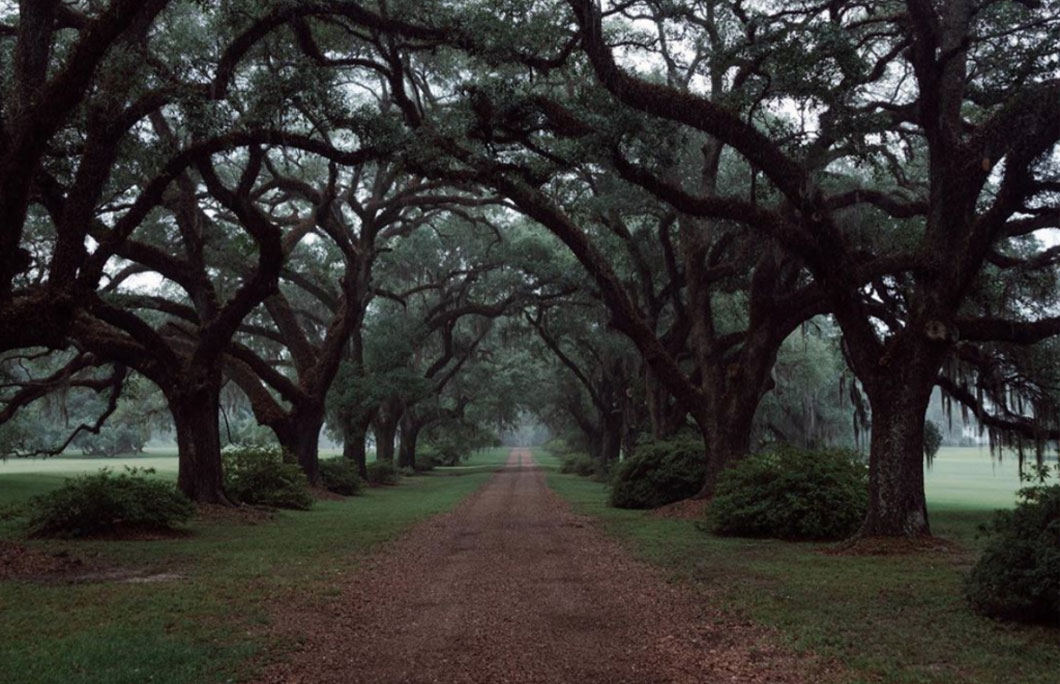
[318,458,363,496]
[966,468,1059,625]
[706,445,867,540]
[559,453,596,477]
[543,438,572,458]
[223,445,313,510]
[419,440,465,466]
[27,468,194,538]
[609,436,706,509]
[413,446,439,471]
[365,460,398,485]
[398,465,416,477]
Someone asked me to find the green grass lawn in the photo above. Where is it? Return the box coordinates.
[0,447,509,684]
[924,446,1055,509]
[542,447,1058,684]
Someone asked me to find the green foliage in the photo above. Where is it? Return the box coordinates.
[609,436,706,509]
[559,453,596,476]
[543,438,596,476]
[412,446,439,471]
[222,445,313,510]
[966,467,1060,625]
[222,415,278,449]
[318,458,363,496]
[72,422,150,457]
[707,445,867,540]
[365,460,398,486]
[924,420,943,463]
[26,468,194,538]
[418,440,463,467]
[752,320,859,450]
[421,421,500,466]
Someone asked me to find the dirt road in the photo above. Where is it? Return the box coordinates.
[258,449,829,683]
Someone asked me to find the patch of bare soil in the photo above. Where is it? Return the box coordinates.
[311,487,345,501]
[196,503,275,525]
[0,540,85,580]
[650,498,709,520]
[255,449,843,684]
[821,535,963,556]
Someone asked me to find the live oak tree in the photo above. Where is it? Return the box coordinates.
[0,1,174,351]
[526,300,639,470]
[348,0,1058,528]
[0,1,374,500]
[73,139,373,502]
[562,0,1060,535]
[363,217,563,468]
[352,12,829,495]
[222,158,491,484]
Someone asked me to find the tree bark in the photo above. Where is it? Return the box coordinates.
[597,408,623,470]
[695,404,755,499]
[168,381,230,504]
[284,406,324,486]
[397,414,422,470]
[342,412,373,479]
[858,369,936,537]
[374,415,399,464]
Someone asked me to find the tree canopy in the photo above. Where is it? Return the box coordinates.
[1,0,1057,538]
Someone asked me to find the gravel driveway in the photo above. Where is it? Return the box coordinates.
[256,449,834,683]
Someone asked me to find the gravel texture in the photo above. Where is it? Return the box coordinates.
[257,449,837,684]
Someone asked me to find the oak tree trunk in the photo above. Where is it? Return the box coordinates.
[169,383,230,504]
[598,408,623,471]
[397,416,422,470]
[374,417,398,464]
[287,408,324,487]
[694,404,754,499]
[343,413,372,479]
[859,374,935,537]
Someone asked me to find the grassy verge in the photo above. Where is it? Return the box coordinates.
[544,466,1058,684]
[0,447,508,684]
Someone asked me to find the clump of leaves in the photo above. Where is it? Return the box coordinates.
[318,458,363,496]
[365,460,399,485]
[609,436,706,509]
[26,468,194,538]
[707,445,867,540]
[223,445,313,510]
[924,420,943,463]
[413,447,439,471]
[966,465,1059,625]
[559,453,596,477]
[545,437,597,477]
[419,441,464,467]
